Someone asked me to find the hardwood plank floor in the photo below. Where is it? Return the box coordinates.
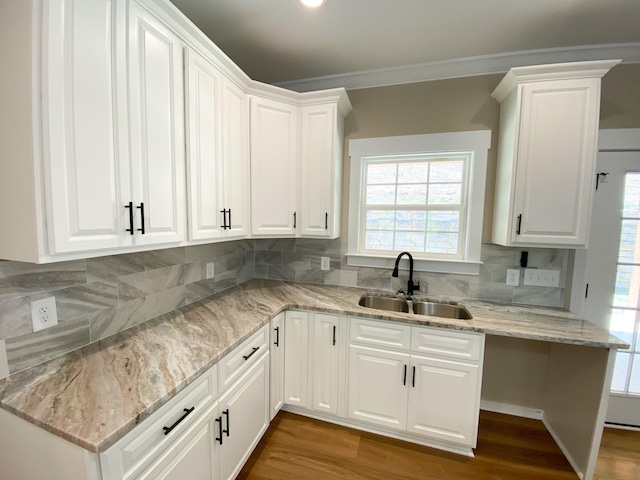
[594,426,640,480]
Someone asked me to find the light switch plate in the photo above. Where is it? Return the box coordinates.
[206,262,215,280]
[524,269,560,287]
[31,296,58,332]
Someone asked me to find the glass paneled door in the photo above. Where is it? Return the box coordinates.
[584,151,640,427]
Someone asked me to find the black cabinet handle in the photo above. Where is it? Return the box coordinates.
[215,416,223,444]
[137,203,146,234]
[274,326,280,347]
[223,409,230,437]
[412,366,416,388]
[162,407,194,435]
[403,365,407,386]
[228,209,232,229]
[125,202,134,235]
[243,346,259,360]
[325,212,328,230]
[293,212,297,229]
[516,214,522,235]
[332,325,336,346]
[220,209,228,229]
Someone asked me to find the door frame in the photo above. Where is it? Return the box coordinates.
[570,128,640,316]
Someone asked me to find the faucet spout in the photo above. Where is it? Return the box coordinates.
[392,251,420,296]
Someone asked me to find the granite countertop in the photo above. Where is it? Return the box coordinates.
[0,279,626,454]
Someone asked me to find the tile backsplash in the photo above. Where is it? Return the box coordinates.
[0,238,567,379]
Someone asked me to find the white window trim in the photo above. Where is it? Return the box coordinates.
[347,131,491,275]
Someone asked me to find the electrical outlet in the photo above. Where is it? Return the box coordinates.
[524,269,560,287]
[506,269,520,286]
[206,262,215,280]
[320,256,330,271]
[31,297,58,333]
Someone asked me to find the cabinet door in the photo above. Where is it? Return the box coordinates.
[250,96,298,236]
[299,104,339,238]
[269,312,285,420]
[128,2,186,246]
[222,78,250,238]
[511,79,599,246]
[311,313,340,415]
[406,355,480,447]
[218,353,269,480]
[347,345,409,431]
[135,403,218,480]
[284,311,309,408]
[43,0,132,253]
[185,47,224,241]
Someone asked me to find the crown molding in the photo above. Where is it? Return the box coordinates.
[275,43,640,92]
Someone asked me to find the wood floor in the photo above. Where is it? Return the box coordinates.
[239,411,640,480]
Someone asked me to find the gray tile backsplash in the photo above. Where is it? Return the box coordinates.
[0,237,566,378]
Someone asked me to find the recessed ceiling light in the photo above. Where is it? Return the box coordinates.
[299,0,326,8]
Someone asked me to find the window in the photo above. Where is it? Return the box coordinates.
[347,131,491,275]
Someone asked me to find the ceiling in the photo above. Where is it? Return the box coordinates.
[168,0,640,90]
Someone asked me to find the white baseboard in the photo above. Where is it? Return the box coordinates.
[480,400,544,420]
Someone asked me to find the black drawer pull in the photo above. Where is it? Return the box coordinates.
[223,409,230,437]
[215,416,223,444]
[274,326,280,347]
[162,407,194,435]
[403,365,407,386]
[243,346,259,360]
[137,203,146,234]
[125,202,134,235]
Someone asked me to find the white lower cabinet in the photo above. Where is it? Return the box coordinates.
[310,313,343,415]
[270,312,286,420]
[283,311,310,408]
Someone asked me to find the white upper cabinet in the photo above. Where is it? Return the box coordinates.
[250,96,299,236]
[299,104,343,238]
[491,60,620,248]
[128,1,187,246]
[185,48,249,241]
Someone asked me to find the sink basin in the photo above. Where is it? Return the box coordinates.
[412,301,472,320]
[358,295,409,313]
[358,295,472,319]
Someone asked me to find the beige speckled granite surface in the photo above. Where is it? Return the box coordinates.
[0,279,626,454]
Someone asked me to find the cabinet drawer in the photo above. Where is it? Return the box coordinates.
[102,365,217,480]
[218,325,269,392]
[411,326,483,362]
[349,317,411,350]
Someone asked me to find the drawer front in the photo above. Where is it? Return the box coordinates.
[411,326,483,362]
[218,325,269,392]
[349,317,411,350]
[103,365,217,480]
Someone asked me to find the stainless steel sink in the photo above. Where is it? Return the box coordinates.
[412,301,472,320]
[358,294,472,319]
[358,295,409,313]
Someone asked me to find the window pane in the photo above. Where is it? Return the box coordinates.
[613,265,640,308]
[630,355,640,394]
[366,210,395,230]
[427,211,460,233]
[611,352,631,392]
[622,172,640,218]
[396,211,426,232]
[609,309,636,349]
[429,161,463,182]
[367,163,397,185]
[366,185,396,205]
[398,163,428,183]
[619,220,640,263]
[426,232,458,254]
[395,232,425,252]
[428,183,462,205]
[397,184,427,205]
[365,231,394,250]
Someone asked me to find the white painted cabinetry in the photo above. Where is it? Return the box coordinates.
[310,313,342,415]
[491,60,619,248]
[269,312,285,420]
[185,47,249,242]
[283,310,309,407]
[250,96,299,236]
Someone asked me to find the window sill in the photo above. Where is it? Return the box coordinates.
[345,253,482,275]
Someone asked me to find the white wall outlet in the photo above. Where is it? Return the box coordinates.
[524,268,560,287]
[506,269,520,286]
[30,297,58,333]
[206,262,215,280]
[320,256,330,271]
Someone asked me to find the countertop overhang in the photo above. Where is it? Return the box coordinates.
[0,279,627,453]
